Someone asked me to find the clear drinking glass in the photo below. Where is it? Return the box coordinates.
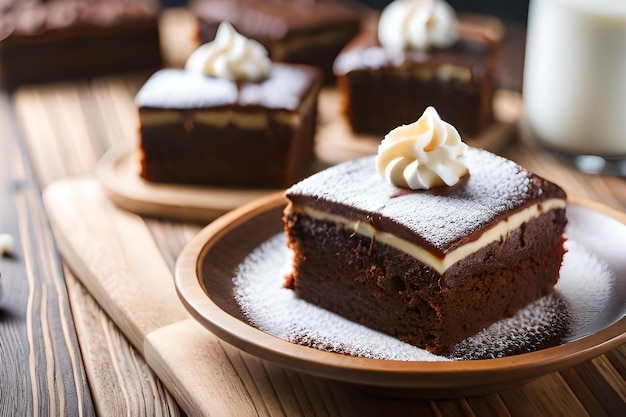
[523,0,626,175]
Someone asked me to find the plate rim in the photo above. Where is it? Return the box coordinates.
[174,193,626,394]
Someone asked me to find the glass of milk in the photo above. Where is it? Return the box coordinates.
[523,0,626,175]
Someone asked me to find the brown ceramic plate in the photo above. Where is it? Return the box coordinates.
[175,194,626,398]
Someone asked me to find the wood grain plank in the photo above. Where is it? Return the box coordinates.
[605,344,626,381]
[572,358,626,416]
[6,10,197,416]
[466,394,512,417]
[13,77,187,417]
[0,93,95,416]
[337,389,437,417]
[144,319,259,417]
[260,359,310,416]
[226,352,445,417]
[499,373,590,417]
[42,178,189,353]
[64,267,182,417]
[13,88,71,185]
[13,75,143,188]
[559,368,610,417]
[591,355,626,403]
[310,377,359,417]
[144,219,203,272]
[431,399,475,417]
[285,371,337,417]
[219,343,295,417]
[88,75,144,151]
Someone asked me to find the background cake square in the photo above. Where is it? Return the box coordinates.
[333,0,501,136]
[136,64,322,188]
[191,0,363,83]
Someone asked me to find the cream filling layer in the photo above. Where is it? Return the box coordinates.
[139,85,319,129]
[287,198,566,274]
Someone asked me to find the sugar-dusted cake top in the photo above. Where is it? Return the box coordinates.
[135,64,321,111]
[333,30,492,76]
[285,148,566,256]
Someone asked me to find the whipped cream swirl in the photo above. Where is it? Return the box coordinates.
[376,106,469,189]
[185,21,271,82]
[378,0,460,51]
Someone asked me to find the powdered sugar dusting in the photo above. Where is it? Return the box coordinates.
[554,240,613,330]
[233,234,617,361]
[449,295,569,359]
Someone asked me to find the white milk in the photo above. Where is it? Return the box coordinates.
[523,0,626,156]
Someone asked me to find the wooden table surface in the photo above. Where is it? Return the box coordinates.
[1,8,624,417]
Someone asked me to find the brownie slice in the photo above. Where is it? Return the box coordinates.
[135,64,323,188]
[333,26,499,137]
[191,0,362,83]
[0,0,162,89]
[283,149,567,354]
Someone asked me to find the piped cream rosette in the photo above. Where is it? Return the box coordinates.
[185,21,271,82]
[375,106,469,189]
[378,0,460,51]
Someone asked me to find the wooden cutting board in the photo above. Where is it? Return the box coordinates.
[43,178,285,416]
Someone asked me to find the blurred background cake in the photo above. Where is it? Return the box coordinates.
[333,0,501,137]
[0,0,162,89]
[136,22,323,188]
[190,0,364,83]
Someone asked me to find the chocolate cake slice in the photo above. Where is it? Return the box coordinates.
[333,30,498,137]
[283,148,567,354]
[333,0,501,137]
[0,0,162,89]
[135,63,322,188]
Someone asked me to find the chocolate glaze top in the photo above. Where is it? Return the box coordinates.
[135,64,322,112]
[192,0,362,38]
[333,30,493,77]
[286,148,566,257]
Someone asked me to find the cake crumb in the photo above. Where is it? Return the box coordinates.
[0,233,14,256]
